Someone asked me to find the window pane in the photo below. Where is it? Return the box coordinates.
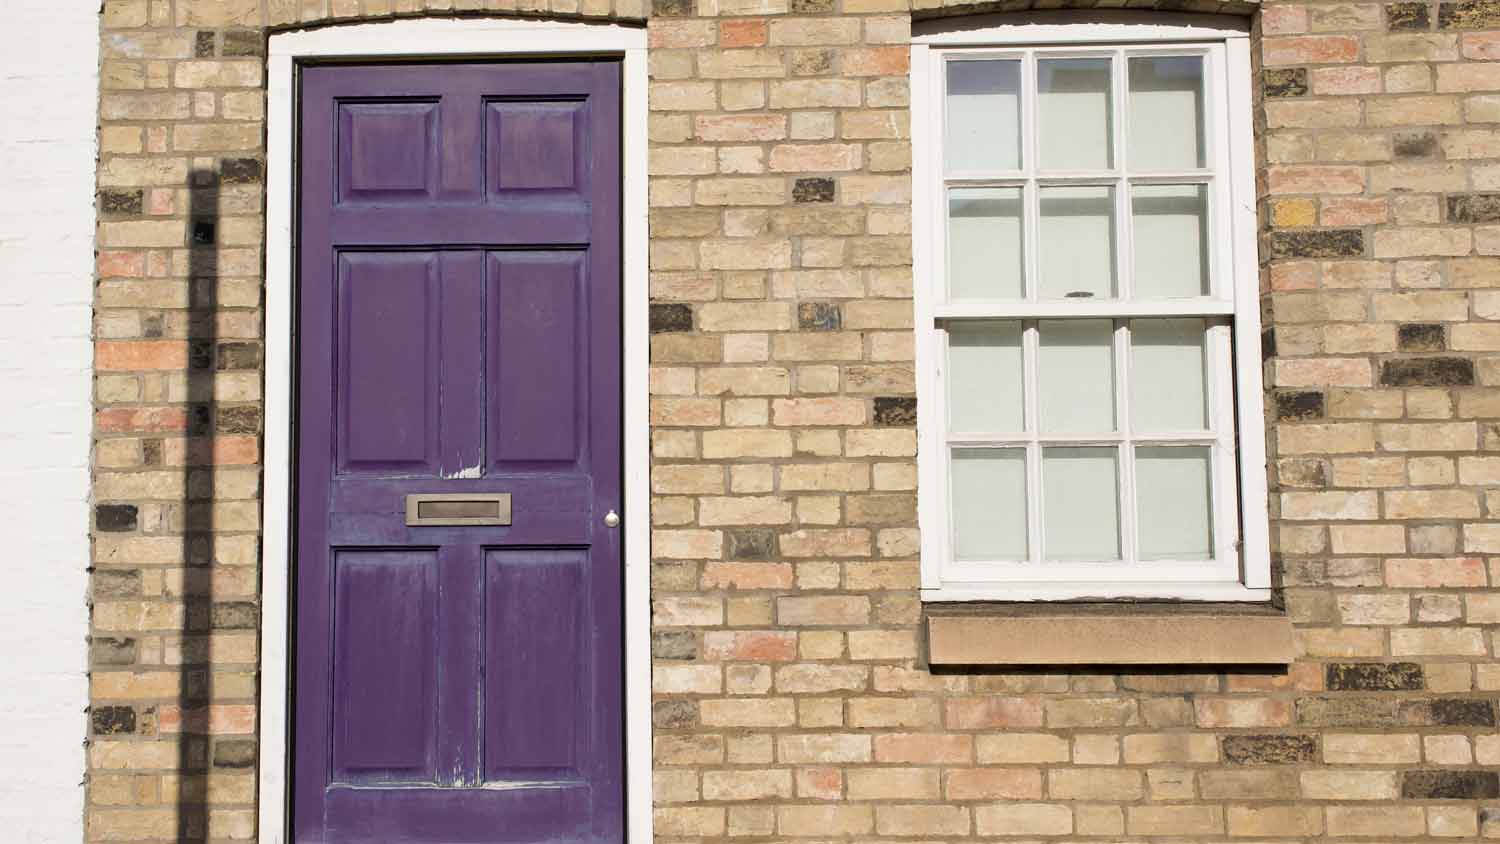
[1043,447,1120,561]
[952,448,1028,560]
[1039,58,1113,171]
[1039,186,1116,300]
[1136,446,1214,559]
[1132,184,1209,299]
[1039,319,1115,433]
[948,321,1024,433]
[946,60,1021,172]
[1128,55,1205,171]
[1130,319,1207,432]
[948,187,1024,300]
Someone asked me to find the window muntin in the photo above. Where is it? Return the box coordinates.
[918,31,1265,599]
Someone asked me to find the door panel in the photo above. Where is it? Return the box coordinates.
[331,549,439,785]
[483,549,586,782]
[295,60,623,844]
[489,252,585,467]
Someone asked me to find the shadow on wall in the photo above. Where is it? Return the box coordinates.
[170,165,260,842]
[177,166,221,842]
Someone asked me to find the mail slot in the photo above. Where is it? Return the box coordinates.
[405,493,512,526]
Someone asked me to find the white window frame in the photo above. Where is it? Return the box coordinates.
[261,18,652,843]
[912,12,1271,602]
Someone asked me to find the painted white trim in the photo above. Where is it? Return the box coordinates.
[262,18,650,844]
[910,18,1272,603]
[0,1,96,839]
[914,11,1250,45]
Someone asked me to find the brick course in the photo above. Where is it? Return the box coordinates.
[89,0,1500,841]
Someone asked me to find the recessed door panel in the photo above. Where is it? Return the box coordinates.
[331,549,439,784]
[484,548,585,782]
[336,252,439,476]
[489,251,584,468]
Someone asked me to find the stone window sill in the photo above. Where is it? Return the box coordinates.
[925,602,1296,666]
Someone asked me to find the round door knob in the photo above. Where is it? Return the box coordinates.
[604,510,621,528]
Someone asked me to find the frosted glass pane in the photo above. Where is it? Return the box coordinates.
[1132,184,1209,299]
[1039,319,1115,434]
[948,188,1024,300]
[1039,58,1112,171]
[1130,319,1207,432]
[951,448,1028,561]
[947,321,1024,433]
[1043,447,1120,561]
[946,60,1021,172]
[1129,56,1205,171]
[1039,186,1116,300]
[1136,446,1213,560]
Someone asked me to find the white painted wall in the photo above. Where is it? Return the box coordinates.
[0,1,99,840]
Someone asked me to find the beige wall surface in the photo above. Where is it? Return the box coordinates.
[90,0,1500,841]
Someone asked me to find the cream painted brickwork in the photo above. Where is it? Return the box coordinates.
[89,0,1500,842]
[3,3,97,841]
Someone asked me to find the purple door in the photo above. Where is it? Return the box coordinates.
[294,61,623,843]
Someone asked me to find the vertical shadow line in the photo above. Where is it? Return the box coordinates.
[179,167,219,843]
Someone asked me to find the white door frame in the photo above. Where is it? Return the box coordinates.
[261,18,651,843]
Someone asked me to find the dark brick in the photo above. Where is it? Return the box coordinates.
[1380,357,1475,386]
[194,30,216,57]
[793,177,835,203]
[791,48,836,75]
[219,158,263,184]
[92,706,136,736]
[91,637,137,666]
[216,342,261,370]
[141,312,164,338]
[652,631,698,660]
[189,406,213,436]
[96,504,138,532]
[213,739,257,768]
[1394,131,1439,158]
[798,302,841,331]
[1403,770,1500,799]
[726,529,776,560]
[211,601,258,629]
[1387,1,1432,27]
[1440,0,1500,27]
[1398,323,1445,351]
[650,303,693,333]
[1413,698,1497,726]
[1262,329,1276,360]
[216,405,261,435]
[221,29,263,56]
[1269,229,1364,259]
[1263,68,1308,97]
[1327,662,1424,691]
[1450,193,1500,222]
[1222,734,1319,765]
[791,0,835,12]
[653,699,697,729]
[99,189,143,215]
[1296,696,1403,726]
[141,439,163,465]
[94,569,142,598]
[653,0,694,14]
[874,396,917,427]
[1275,391,1324,421]
[192,219,216,246]
[188,339,213,370]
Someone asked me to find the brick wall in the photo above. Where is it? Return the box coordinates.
[1,1,97,839]
[88,0,1500,841]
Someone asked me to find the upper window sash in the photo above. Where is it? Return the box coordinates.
[932,43,1236,314]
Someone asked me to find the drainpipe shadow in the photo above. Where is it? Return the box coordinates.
[177,167,219,843]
